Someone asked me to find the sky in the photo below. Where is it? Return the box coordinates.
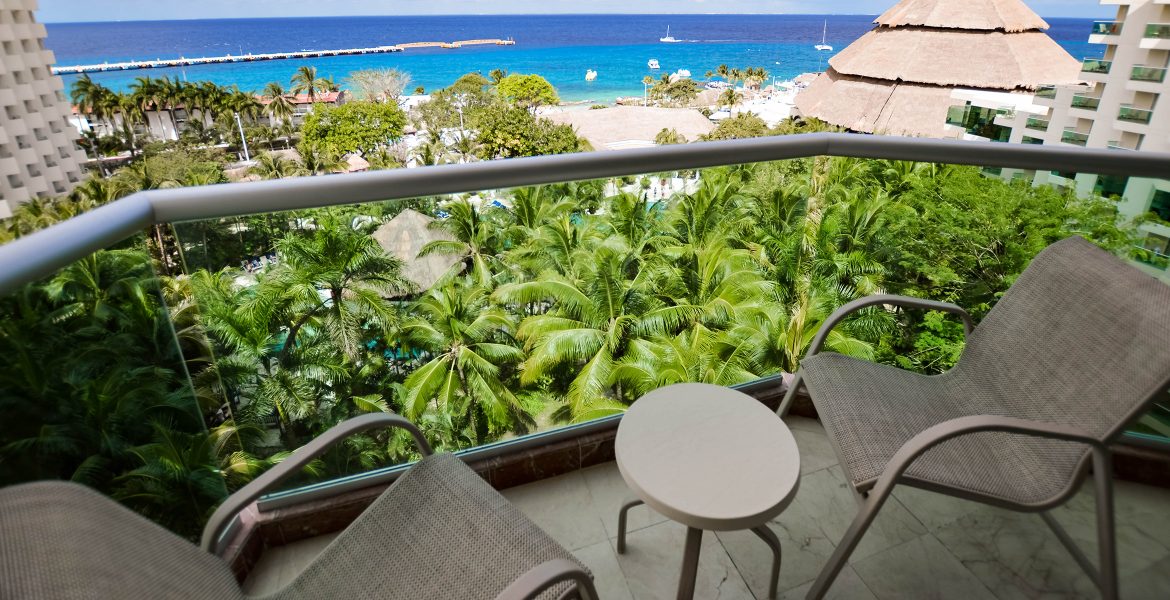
[37,1,1113,23]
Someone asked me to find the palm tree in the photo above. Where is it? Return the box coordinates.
[419,198,504,287]
[70,75,115,138]
[298,144,344,175]
[489,69,509,85]
[400,283,529,446]
[719,88,742,108]
[249,151,303,180]
[290,66,328,102]
[262,82,295,127]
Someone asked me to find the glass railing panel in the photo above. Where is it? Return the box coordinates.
[1092,21,1123,35]
[1081,58,1111,74]
[1021,136,1045,145]
[1025,116,1050,131]
[1145,23,1170,39]
[1118,105,1154,124]
[1131,66,1168,83]
[1061,129,1090,146]
[0,229,223,540]
[1035,85,1058,99]
[1071,95,1101,110]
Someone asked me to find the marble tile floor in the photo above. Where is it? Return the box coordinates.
[244,416,1170,599]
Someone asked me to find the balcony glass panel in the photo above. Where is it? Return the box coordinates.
[1021,136,1044,145]
[1035,85,1057,99]
[1025,116,1050,131]
[0,232,222,540]
[3,140,1170,541]
[1131,66,1168,83]
[1092,21,1123,35]
[1071,95,1101,110]
[1118,105,1154,124]
[1061,129,1090,145]
[1081,58,1111,74]
[1145,23,1170,39]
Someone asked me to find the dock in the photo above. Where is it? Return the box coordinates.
[51,38,517,75]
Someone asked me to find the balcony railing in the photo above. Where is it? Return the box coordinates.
[3,134,1170,556]
[1081,58,1111,74]
[1092,21,1123,35]
[1118,105,1155,124]
[1146,23,1170,39]
[1071,94,1101,110]
[1107,141,1136,150]
[1035,85,1058,99]
[1021,136,1044,145]
[1132,65,1168,82]
[1025,116,1050,131]
[1061,129,1090,146]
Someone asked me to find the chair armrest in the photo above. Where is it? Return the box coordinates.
[805,294,975,359]
[200,412,433,553]
[870,415,1102,506]
[495,558,599,600]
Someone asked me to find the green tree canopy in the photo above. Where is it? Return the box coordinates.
[702,113,770,141]
[495,74,560,110]
[470,104,585,159]
[299,101,407,156]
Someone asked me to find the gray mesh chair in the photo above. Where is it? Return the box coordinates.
[777,237,1170,600]
[0,413,598,600]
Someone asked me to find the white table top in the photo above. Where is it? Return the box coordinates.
[615,383,801,531]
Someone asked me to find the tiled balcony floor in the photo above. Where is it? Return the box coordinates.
[244,416,1170,599]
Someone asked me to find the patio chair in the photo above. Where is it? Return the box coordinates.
[777,236,1170,600]
[0,413,598,600]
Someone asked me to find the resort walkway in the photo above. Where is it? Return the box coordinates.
[244,417,1170,599]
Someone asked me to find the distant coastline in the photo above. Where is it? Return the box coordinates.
[46,14,1103,103]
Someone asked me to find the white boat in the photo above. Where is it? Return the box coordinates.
[660,26,680,43]
[585,69,597,81]
[648,58,660,69]
[815,21,833,51]
[675,69,691,78]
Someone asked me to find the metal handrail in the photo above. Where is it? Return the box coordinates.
[2,133,1170,296]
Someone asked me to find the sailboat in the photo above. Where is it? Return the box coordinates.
[815,21,833,51]
[660,26,680,43]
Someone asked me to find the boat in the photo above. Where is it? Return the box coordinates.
[660,26,680,43]
[675,69,691,78]
[585,69,598,81]
[815,21,833,51]
[648,58,660,69]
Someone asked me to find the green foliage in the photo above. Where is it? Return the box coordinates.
[703,113,770,141]
[649,76,701,106]
[470,103,585,159]
[655,128,686,145]
[299,101,407,156]
[495,73,560,110]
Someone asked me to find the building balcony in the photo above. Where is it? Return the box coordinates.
[1118,105,1155,124]
[1142,24,1170,50]
[1061,128,1090,146]
[1070,94,1101,110]
[1081,58,1112,75]
[2,135,1170,599]
[1090,21,1123,44]
[1132,65,1169,83]
[1024,116,1050,131]
[1034,85,1058,101]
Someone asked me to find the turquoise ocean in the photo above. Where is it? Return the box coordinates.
[46,14,1103,103]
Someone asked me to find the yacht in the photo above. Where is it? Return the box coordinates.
[675,69,691,78]
[647,58,660,69]
[660,26,680,43]
[815,21,833,51]
[585,69,597,81]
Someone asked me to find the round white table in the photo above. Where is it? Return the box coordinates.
[615,383,801,600]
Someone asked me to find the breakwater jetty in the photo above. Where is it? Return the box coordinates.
[51,38,517,75]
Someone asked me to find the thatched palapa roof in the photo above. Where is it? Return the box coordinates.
[372,209,461,295]
[543,106,715,151]
[875,0,1048,32]
[795,0,1081,138]
[829,28,1080,91]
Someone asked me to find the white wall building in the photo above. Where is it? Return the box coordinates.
[0,0,86,219]
[959,0,1170,277]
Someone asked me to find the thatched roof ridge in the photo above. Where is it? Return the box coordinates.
[875,0,1049,32]
[795,68,1032,137]
[372,209,461,294]
[829,28,1081,91]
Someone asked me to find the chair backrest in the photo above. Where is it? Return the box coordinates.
[953,236,1170,442]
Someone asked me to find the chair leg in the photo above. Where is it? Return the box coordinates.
[751,524,783,599]
[1093,449,1118,600]
[677,527,703,600]
[777,371,802,418]
[616,497,644,554]
[806,484,895,600]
